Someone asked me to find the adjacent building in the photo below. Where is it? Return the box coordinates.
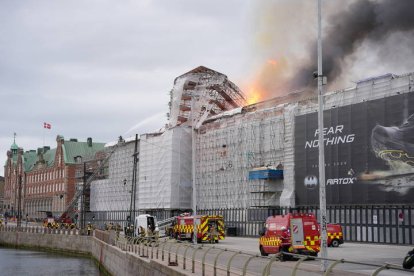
[3,135,104,220]
[0,176,4,214]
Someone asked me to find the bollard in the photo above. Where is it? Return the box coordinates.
[183,244,192,270]
[168,241,176,265]
[151,241,157,259]
[213,249,227,276]
[242,255,258,276]
[146,239,150,257]
[262,254,279,276]
[192,246,203,273]
[291,256,308,276]
[160,239,169,261]
[372,264,390,276]
[226,251,241,276]
[324,259,344,276]
[175,242,186,264]
[202,246,215,276]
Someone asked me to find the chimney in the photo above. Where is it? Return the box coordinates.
[43,146,50,153]
[87,137,92,147]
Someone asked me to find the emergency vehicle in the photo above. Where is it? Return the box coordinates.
[259,213,320,258]
[42,211,76,229]
[168,214,225,243]
[327,223,344,247]
[134,214,159,238]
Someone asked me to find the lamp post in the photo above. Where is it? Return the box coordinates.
[192,95,198,244]
[81,162,87,233]
[317,0,328,271]
[128,134,139,231]
[17,174,22,229]
[81,162,93,234]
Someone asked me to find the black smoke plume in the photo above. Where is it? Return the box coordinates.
[291,0,414,91]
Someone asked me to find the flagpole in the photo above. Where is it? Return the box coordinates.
[43,123,45,147]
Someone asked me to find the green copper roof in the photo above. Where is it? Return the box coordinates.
[21,138,105,172]
[23,151,38,171]
[62,140,105,164]
[11,142,18,150]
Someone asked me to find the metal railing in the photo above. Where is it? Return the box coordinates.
[2,225,413,275]
[107,231,414,276]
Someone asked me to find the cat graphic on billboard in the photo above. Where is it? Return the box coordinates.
[359,114,414,194]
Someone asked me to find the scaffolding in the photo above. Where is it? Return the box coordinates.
[88,66,414,215]
[138,127,192,210]
[195,72,414,210]
[168,66,246,128]
[195,106,286,209]
[90,140,135,212]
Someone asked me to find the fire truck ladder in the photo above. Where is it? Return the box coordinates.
[158,217,176,228]
[61,138,123,225]
[157,216,177,237]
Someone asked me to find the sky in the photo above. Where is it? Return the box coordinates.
[1,0,414,176]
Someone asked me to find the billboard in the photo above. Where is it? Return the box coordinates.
[294,92,414,205]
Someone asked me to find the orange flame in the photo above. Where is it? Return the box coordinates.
[243,57,288,105]
[246,84,265,105]
[267,59,277,66]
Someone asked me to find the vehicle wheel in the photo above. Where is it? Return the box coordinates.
[403,255,414,269]
[197,238,202,243]
[215,240,219,243]
[309,251,318,257]
[331,239,340,247]
[260,246,268,256]
[280,247,292,261]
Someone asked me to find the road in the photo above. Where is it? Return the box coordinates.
[205,237,414,276]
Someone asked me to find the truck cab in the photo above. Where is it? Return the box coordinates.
[327,223,344,247]
[134,214,159,237]
[259,213,320,257]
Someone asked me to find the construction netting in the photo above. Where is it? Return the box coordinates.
[90,141,135,211]
[138,126,192,210]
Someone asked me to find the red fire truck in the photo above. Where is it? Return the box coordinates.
[168,214,225,243]
[327,223,344,247]
[259,213,320,258]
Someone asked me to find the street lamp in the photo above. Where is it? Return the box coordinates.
[17,174,22,229]
[81,162,93,234]
[191,95,198,244]
[317,0,328,271]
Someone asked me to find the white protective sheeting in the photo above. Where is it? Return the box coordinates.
[196,107,286,209]
[90,141,136,211]
[138,126,192,210]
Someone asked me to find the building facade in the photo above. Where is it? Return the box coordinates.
[4,135,104,220]
[89,66,246,219]
[0,176,5,214]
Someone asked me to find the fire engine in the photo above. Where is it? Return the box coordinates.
[167,214,225,243]
[259,213,320,258]
[134,214,159,238]
[42,211,76,229]
[327,223,344,247]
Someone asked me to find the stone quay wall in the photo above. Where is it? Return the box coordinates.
[0,226,185,276]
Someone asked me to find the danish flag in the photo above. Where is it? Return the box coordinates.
[43,122,51,129]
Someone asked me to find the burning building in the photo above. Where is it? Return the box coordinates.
[88,65,414,244]
[196,72,414,210]
[90,66,246,217]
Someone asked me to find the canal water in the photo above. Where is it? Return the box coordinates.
[0,247,101,275]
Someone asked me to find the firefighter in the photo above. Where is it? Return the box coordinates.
[209,224,218,243]
[87,222,92,235]
[139,226,146,237]
[115,224,121,238]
